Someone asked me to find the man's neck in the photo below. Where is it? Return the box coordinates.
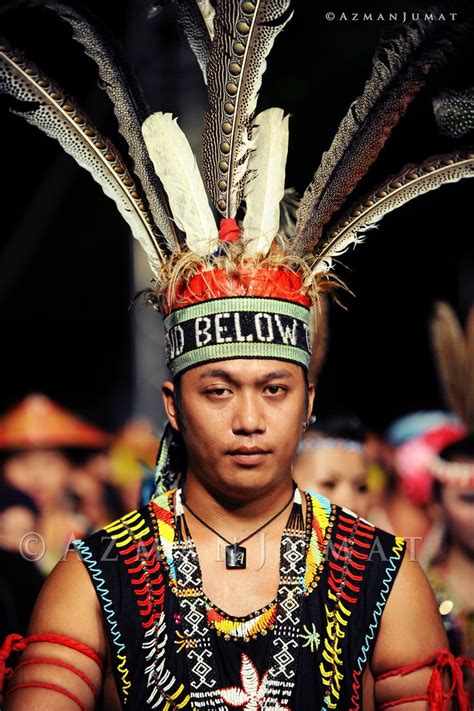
[182,471,295,531]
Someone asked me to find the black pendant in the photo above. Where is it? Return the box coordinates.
[225,543,246,569]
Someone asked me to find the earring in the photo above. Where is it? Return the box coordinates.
[302,420,308,431]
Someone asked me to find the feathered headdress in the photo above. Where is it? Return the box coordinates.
[0,0,473,383]
[430,301,474,485]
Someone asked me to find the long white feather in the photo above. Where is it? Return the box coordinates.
[243,108,289,256]
[142,112,218,256]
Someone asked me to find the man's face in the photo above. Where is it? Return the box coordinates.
[163,359,313,500]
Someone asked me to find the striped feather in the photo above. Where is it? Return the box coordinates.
[173,0,214,81]
[293,9,470,255]
[311,150,474,276]
[0,40,165,276]
[28,0,180,252]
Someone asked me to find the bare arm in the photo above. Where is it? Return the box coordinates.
[5,549,106,710]
[371,551,449,710]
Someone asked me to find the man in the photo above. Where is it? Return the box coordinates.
[0,1,473,708]
[0,355,452,710]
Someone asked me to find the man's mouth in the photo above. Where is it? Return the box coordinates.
[226,447,271,466]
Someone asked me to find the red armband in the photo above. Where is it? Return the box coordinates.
[376,648,474,711]
[0,632,104,709]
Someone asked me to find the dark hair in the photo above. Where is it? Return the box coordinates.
[0,482,40,516]
[433,433,474,501]
[438,433,474,463]
[309,414,366,443]
[173,373,184,426]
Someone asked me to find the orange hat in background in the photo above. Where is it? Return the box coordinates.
[0,394,110,450]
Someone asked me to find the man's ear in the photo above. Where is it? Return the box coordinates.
[162,380,180,431]
[306,382,315,424]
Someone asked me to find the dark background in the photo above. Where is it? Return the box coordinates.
[0,0,473,433]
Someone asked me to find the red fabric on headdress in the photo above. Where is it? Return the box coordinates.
[218,218,240,242]
[166,267,311,313]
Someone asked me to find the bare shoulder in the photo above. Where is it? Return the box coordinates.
[28,547,106,655]
[371,549,447,675]
[368,549,449,709]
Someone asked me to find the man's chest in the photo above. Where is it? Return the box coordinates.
[194,530,283,617]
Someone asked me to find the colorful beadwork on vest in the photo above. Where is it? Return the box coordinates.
[75,490,405,709]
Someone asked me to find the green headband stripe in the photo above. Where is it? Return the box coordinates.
[164,297,309,330]
[168,342,310,377]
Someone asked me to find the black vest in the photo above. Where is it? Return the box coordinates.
[74,489,405,710]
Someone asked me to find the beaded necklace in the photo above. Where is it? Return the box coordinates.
[154,487,309,710]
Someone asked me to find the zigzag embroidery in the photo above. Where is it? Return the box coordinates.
[355,536,405,670]
[349,669,362,711]
[348,536,405,711]
[73,539,131,700]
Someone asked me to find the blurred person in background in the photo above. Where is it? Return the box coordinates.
[293,414,370,518]
[424,435,474,661]
[375,411,466,547]
[110,418,161,511]
[68,451,125,535]
[420,302,474,665]
[0,394,109,572]
[0,483,44,639]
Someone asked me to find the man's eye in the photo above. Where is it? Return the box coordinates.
[206,388,230,397]
[357,484,368,494]
[265,385,285,395]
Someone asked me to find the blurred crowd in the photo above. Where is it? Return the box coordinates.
[293,411,474,665]
[0,393,473,668]
[0,394,159,639]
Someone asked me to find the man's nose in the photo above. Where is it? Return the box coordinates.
[231,392,265,434]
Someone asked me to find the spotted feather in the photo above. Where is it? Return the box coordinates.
[202,0,293,219]
[0,40,166,275]
[310,149,474,277]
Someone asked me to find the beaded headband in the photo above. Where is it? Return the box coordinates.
[430,455,474,487]
[297,437,365,456]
